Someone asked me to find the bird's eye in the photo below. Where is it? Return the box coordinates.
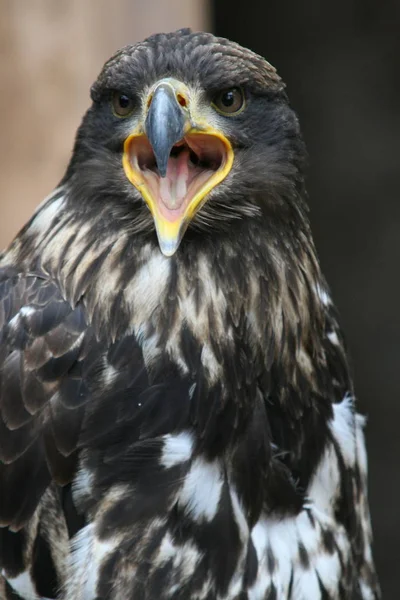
[212,88,245,115]
[111,92,135,117]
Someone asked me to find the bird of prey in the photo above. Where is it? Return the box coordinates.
[0,29,380,600]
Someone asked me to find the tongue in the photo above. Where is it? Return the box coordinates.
[159,148,190,212]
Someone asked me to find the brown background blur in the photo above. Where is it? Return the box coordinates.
[0,0,398,597]
[0,0,209,245]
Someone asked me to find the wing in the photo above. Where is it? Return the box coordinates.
[0,266,96,598]
[321,290,380,598]
[0,267,95,531]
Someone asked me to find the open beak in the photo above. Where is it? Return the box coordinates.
[122,79,234,256]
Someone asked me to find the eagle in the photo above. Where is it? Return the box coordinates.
[0,29,380,600]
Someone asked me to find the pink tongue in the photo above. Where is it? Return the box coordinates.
[159,148,190,211]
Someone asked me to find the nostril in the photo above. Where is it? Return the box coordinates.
[177,93,187,108]
[146,94,153,109]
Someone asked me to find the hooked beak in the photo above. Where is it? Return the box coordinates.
[122,79,234,256]
[144,82,186,178]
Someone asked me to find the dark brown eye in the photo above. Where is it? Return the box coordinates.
[212,88,245,115]
[112,92,135,117]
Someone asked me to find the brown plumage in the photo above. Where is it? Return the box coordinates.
[0,29,379,599]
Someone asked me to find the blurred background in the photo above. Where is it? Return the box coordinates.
[0,0,398,596]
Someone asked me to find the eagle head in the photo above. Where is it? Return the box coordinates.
[65,28,307,257]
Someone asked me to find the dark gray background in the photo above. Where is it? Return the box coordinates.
[214,1,399,596]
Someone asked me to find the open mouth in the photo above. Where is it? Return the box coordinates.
[125,133,227,222]
[121,77,235,256]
